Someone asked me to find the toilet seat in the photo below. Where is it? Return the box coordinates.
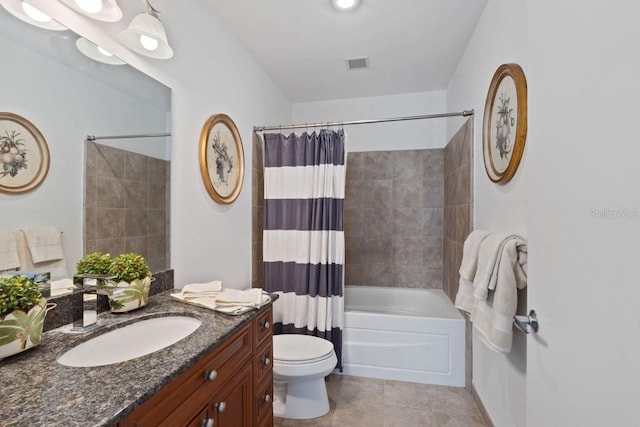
[273,334,334,364]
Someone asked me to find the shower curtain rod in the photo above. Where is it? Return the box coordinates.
[253,109,473,132]
[85,132,171,142]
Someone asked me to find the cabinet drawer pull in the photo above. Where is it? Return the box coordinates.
[262,357,271,367]
[204,370,218,381]
[200,418,214,427]
[262,394,272,404]
[215,401,226,413]
[261,320,270,329]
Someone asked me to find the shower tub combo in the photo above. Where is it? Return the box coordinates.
[341,286,465,387]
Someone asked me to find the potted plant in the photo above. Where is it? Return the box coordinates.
[0,275,53,360]
[74,252,115,293]
[75,251,113,276]
[105,253,152,313]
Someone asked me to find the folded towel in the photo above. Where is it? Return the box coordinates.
[215,288,264,305]
[471,237,528,353]
[0,229,20,271]
[455,230,490,313]
[49,278,75,296]
[21,227,64,263]
[182,281,223,295]
[171,287,270,315]
[472,233,527,301]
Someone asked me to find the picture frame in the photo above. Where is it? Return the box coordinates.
[482,63,528,184]
[0,112,50,194]
[199,114,245,204]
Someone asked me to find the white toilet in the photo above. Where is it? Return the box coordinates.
[272,334,338,419]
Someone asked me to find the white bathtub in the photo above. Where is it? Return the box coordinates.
[340,286,465,387]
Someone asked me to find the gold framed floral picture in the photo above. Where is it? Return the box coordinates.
[482,63,528,184]
[199,114,244,204]
[0,112,50,194]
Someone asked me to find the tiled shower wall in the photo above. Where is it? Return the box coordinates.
[251,134,264,289]
[443,119,473,390]
[84,142,170,273]
[344,150,444,289]
[443,119,473,302]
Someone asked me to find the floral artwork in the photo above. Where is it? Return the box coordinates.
[0,113,49,194]
[482,64,527,184]
[1,130,28,178]
[211,129,235,187]
[199,114,245,204]
[494,92,515,161]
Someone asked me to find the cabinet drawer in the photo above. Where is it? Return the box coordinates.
[122,323,252,427]
[253,339,273,386]
[254,374,274,425]
[253,306,273,348]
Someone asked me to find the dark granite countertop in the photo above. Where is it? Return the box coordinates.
[0,290,272,427]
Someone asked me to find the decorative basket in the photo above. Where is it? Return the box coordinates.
[0,298,55,360]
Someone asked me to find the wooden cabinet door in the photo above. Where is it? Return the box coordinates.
[211,362,253,427]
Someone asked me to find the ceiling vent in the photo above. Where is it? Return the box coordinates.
[346,56,369,70]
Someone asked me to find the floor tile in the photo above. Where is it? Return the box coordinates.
[274,374,488,427]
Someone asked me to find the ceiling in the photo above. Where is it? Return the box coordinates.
[205,0,488,103]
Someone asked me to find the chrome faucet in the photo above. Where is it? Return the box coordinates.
[71,275,113,332]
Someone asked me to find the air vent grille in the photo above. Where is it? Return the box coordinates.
[346,56,369,70]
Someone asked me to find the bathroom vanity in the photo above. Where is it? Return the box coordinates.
[0,290,274,427]
[119,305,274,427]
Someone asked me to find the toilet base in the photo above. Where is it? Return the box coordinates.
[273,378,330,419]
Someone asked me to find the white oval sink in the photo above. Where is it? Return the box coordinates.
[57,316,202,367]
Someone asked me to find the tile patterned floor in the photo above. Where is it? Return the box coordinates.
[274,375,488,427]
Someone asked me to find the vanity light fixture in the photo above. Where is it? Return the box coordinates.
[330,0,362,12]
[118,0,173,59]
[76,37,125,65]
[58,0,123,22]
[0,0,67,30]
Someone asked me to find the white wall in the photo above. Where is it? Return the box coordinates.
[30,1,292,289]
[446,1,528,426]
[293,91,447,151]
[0,33,168,276]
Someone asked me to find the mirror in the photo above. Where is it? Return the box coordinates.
[0,6,171,297]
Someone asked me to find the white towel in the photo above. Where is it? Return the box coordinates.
[171,287,269,315]
[21,227,64,263]
[182,281,223,297]
[471,237,528,353]
[472,233,526,301]
[454,230,490,313]
[0,229,20,271]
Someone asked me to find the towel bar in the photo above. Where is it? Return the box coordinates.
[514,310,538,334]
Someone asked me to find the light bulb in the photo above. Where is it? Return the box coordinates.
[139,34,158,51]
[21,1,52,22]
[74,0,103,14]
[96,46,113,57]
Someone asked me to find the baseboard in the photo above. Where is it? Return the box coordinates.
[472,383,495,427]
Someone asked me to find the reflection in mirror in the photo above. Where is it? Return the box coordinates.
[0,6,171,298]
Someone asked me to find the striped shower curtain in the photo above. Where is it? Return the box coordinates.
[263,129,346,367]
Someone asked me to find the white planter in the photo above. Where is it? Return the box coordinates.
[105,277,152,313]
[0,299,53,360]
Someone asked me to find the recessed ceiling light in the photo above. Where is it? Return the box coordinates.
[330,0,362,12]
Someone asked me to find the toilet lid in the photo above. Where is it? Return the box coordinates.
[273,334,335,362]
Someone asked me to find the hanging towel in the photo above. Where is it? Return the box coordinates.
[21,227,64,263]
[471,237,528,353]
[455,230,490,313]
[0,229,20,271]
[472,233,526,301]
